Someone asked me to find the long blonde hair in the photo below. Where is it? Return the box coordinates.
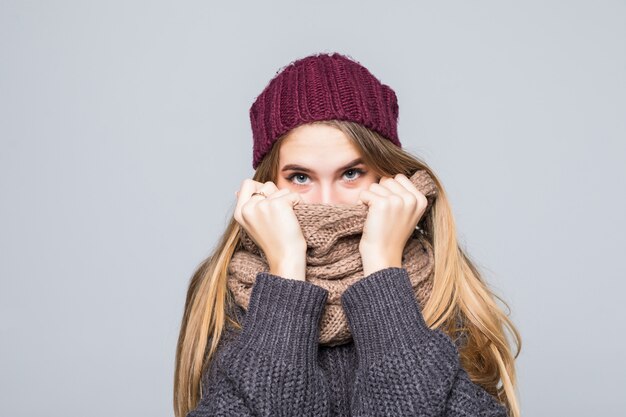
[174,119,522,417]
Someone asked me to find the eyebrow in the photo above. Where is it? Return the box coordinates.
[280,157,364,173]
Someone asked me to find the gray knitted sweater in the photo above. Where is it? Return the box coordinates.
[187,267,509,416]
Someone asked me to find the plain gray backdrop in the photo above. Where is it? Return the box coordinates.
[1,1,624,416]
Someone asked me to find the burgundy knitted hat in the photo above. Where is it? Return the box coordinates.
[249,52,402,169]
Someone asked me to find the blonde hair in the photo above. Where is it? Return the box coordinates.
[174,119,522,417]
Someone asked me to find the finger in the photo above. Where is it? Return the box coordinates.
[368,182,393,196]
[265,188,290,200]
[379,176,411,196]
[356,189,382,206]
[391,173,417,194]
[277,190,303,207]
[242,180,279,205]
[258,181,280,196]
[379,176,419,210]
[247,182,282,207]
[236,179,272,226]
[393,173,428,206]
[235,179,261,220]
[238,178,264,200]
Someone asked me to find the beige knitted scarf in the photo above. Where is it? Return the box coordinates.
[227,169,439,346]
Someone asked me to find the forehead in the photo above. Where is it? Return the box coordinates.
[279,124,361,167]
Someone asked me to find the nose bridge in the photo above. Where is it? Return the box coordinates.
[320,180,338,204]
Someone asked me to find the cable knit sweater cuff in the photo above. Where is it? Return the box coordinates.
[237,272,329,366]
[341,267,433,364]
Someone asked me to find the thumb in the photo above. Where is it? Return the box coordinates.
[283,190,303,207]
[356,189,375,206]
[265,188,290,200]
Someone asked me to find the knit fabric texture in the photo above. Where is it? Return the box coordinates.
[187,267,509,416]
[249,52,401,169]
[227,169,438,346]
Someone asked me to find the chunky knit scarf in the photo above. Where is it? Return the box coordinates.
[227,169,439,346]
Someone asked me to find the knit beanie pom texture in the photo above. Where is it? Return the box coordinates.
[249,52,402,169]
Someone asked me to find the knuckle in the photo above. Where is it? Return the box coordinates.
[417,193,428,208]
[389,194,403,206]
[257,199,271,210]
[240,203,255,219]
[405,195,418,210]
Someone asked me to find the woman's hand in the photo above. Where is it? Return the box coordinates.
[356,173,429,276]
[234,179,307,281]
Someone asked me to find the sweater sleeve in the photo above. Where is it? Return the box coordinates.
[186,272,331,417]
[340,267,509,417]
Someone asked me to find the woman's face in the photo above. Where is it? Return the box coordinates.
[275,123,380,205]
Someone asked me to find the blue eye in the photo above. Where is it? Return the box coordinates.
[343,168,364,182]
[289,173,310,185]
[285,168,366,187]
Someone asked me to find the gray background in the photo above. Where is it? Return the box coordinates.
[1,1,624,416]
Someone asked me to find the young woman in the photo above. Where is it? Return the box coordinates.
[174,52,522,417]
